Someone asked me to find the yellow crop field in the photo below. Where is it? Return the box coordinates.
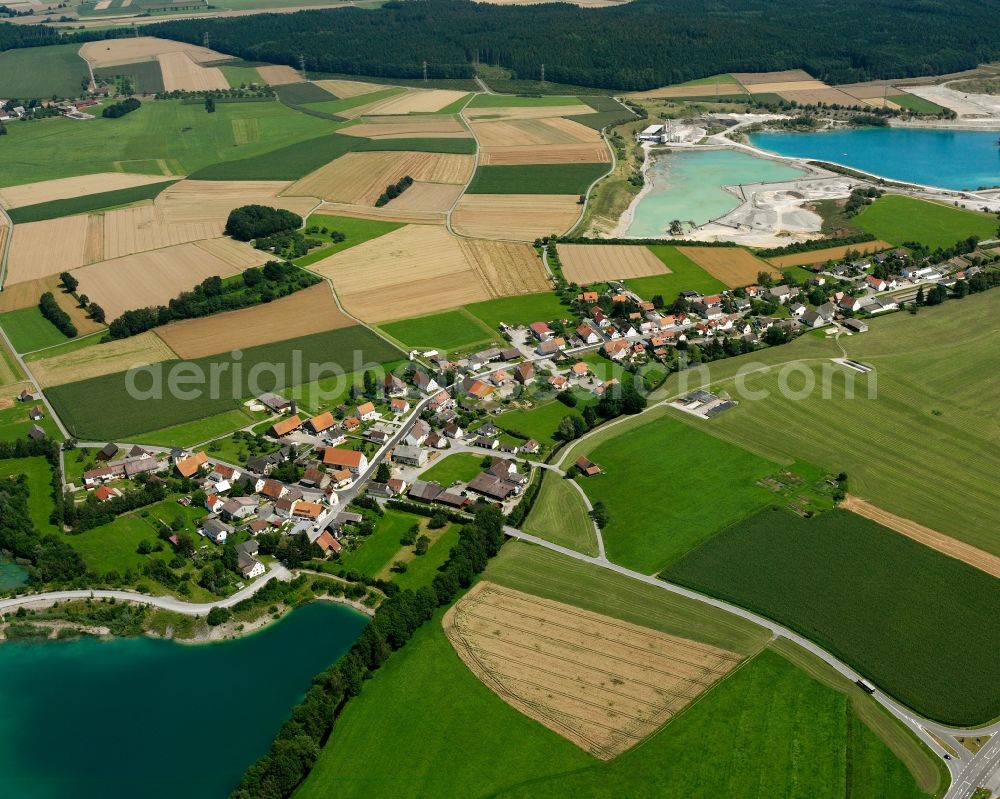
[458,238,550,297]
[28,332,176,388]
[339,115,469,139]
[472,117,600,148]
[776,87,870,106]
[731,69,816,86]
[101,205,219,261]
[256,65,302,85]
[677,246,780,287]
[286,152,474,206]
[309,225,491,322]
[362,89,468,114]
[71,241,247,319]
[382,182,464,214]
[158,51,228,92]
[157,180,314,225]
[79,36,226,68]
[451,194,581,241]
[767,240,894,267]
[312,202,447,225]
[444,582,740,760]
[156,283,354,359]
[558,243,668,283]
[479,143,610,166]
[0,173,170,209]
[192,237,271,269]
[6,215,91,284]
[313,79,388,98]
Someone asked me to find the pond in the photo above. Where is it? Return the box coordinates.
[0,556,28,591]
[0,601,367,799]
[749,127,1000,191]
[627,148,808,236]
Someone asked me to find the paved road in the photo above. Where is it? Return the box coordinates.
[500,526,1000,796]
[0,563,292,616]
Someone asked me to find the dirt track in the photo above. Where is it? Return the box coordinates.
[842,496,1000,579]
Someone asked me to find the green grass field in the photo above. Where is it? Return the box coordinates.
[497,401,585,449]
[855,195,997,248]
[302,86,405,115]
[0,44,89,99]
[297,214,403,266]
[379,309,497,352]
[0,457,59,535]
[623,245,728,299]
[466,95,585,108]
[299,541,932,798]
[355,136,477,154]
[574,411,779,572]
[274,81,339,106]
[390,524,459,591]
[7,180,178,224]
[0,99,332,188]
[664,506,1000,726]
[522,472,598,556]
[0,404,61,444]
[219,64,263,90]
[704,290,1000,553]
[419,453,484,486]
[338,509,416,578]
[465,292,569,331]
[676,73,740,87]
[0,307,72,353]
[466,164,609,195]
[131,409,259,449]
[94,60,165,95]
[45,326,401,440]
[888,94,947,115]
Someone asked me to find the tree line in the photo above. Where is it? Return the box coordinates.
[107,261,320,339]
[102,97,141,119]
[38,291,77,338]
[229,505,507,799]
[133,0,1000,91]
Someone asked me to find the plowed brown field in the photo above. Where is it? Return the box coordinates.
[28,332,176,388]
[558,244,668,283]
[677,246,779,287]
[458,238,549,297]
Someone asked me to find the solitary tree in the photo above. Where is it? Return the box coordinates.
[414,534,431,556]
[205,97,215,113]
[375,461,391,482]
[60,272,78,292]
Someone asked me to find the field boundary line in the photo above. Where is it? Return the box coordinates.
[0,203,12,289]
[447,91,483,237]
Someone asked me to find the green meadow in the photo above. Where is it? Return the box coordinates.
[855,194,997,248]
[664,506,1000,726]
[0,307,72,353]
[7,180,178,224]
[419,453,484,486]
[466,292,569,330]
[297,214,403,266]
[624,245,728,299]
[379,309,497,352]
[522,472,598,556]
[0,44,89,99]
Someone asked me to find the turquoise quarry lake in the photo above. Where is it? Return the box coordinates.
[0,601,367,799]
[750,128,1000,190]
[627,149,807,236]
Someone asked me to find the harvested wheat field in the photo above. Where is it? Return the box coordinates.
[777,87,869,107]
[156,283,353,359]
[768,240,894,268]
[157,180,315,226]
[193,237,271,269]
[339,115,469,139]
[313,78,389,98]
[80,36,226,68]
[29,332,176,388]
[256,65,302,85]
[158,51,228,93]
[314,201,446,225]
[286,152,474,206]
[362,89,468,114]
[854,97,901,110]
[464,105,594,120]
[383,182,464,214]
[480,143,609,166]
[101,205,219,261]
[444,582,740,759]
[458,238,549,297]
[0,173,171,210]
[5,215,93,284]
[677,246,779,287]
[558,244,667,283]
[842,496,1000,580]
[72,241,247,319]
[746,80,830,94]
[731,69,816,86]
[472,117,600,148]
[452,194,581,241]
[310,225,491,322]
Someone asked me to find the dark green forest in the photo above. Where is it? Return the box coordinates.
[139,0,1000,90]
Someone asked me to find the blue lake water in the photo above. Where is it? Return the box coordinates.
[0,601,367,799]
[0,557,28,590]
[627,149,808,236]
[749,128,1000,191]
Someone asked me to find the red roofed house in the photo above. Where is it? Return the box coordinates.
[270,414,303,438]
[175,451,208,479]
[575,456,602,477]
[94,485,122,502]
[307,412,336,434]
[528,321,553,341]
[323,447,368,475]
[355,402,379,421]
[390,398,410,416]
[315,531,342,555]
